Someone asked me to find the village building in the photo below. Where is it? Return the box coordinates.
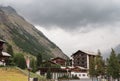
[70,66,89,79]
[37,59,71,80]
[38,50,97,80]
[0,39,5,52]
[70,50,97,79]
[0,39,11,65]
[38,67,71,80]
[71,50,97,69]
[51,57,66,66]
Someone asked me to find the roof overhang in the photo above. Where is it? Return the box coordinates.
[1,52,11,57]
[0,39,5,43]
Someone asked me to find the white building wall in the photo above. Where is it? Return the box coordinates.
[0,61,5,66]
[36,71,40,75]
[87,55,89,69]
[70,57,74,67]
[71,72,89,79]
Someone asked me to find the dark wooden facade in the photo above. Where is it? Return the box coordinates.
[0,39,10,65]
[0,39,5,53]
[70,66,87,73]
[38,67,71,79]
[51,57,66,66]
[71,50,96,68]
[39,67,69,75]
[72,50,87,68]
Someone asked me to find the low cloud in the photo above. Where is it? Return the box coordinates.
[35,25,120,57]
[1,0,120,30]
[1,0,120,57]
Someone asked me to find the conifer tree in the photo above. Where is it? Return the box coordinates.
[89,56,96,81]
[96,50,105,76]
[46,68,52,79]
[6,44,14,57]
[14,53,26,69]
[37,53,42,68]
[117,53,120,62]
[6,44,14,65]
[30,58,36,72]
[107,49,120,81]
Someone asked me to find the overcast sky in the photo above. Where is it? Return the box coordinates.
[1,0,120,57]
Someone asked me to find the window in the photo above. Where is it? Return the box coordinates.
[72,74,74,77]
[81,61,84,64]
[82,58,85,60]
[75,74,77,76]
[82,74,86,76]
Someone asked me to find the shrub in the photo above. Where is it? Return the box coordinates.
[14,53,26,69]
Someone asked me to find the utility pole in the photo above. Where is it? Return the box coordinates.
[25,56,31,81]
[28,68,31,81]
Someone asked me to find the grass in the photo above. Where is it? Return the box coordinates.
[16,67,47,81]
[0,67,27,81]
[0,67,47,81]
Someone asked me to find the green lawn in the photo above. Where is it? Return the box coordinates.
[0,67,47,81]
[0,67,27,81]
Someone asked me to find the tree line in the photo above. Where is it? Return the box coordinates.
[5,44,55,79]
[5,43,43,71]
[89,49,120,81]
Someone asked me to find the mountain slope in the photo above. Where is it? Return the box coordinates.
[0,6,68,60]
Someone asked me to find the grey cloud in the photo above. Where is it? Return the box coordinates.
[2,0,120,29]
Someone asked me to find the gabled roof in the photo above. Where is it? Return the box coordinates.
[71,50,97,56]
[51,57,66,61]
[82,50,97,56]
[38,67,69,73]
[75,66,87,70]
[61,66,87,72]
[70,66,87,72]
[1,52,11,57]
[65,66,87,70]
[0,39,5,43]
[42,60,60,66]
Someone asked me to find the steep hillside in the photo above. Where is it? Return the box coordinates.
[0,6,68,60]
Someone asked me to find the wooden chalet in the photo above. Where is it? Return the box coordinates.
[39,67,69,75]
[38,66,71,79]
[51,57,66,66]
[70,66,89,79]
[0,39,5,52]
[0,39,11,65]
[70,66,87,73]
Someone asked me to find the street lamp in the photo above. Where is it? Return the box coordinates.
[25,56,31,81]
[66,68,69,81]
[27,68,31,81]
